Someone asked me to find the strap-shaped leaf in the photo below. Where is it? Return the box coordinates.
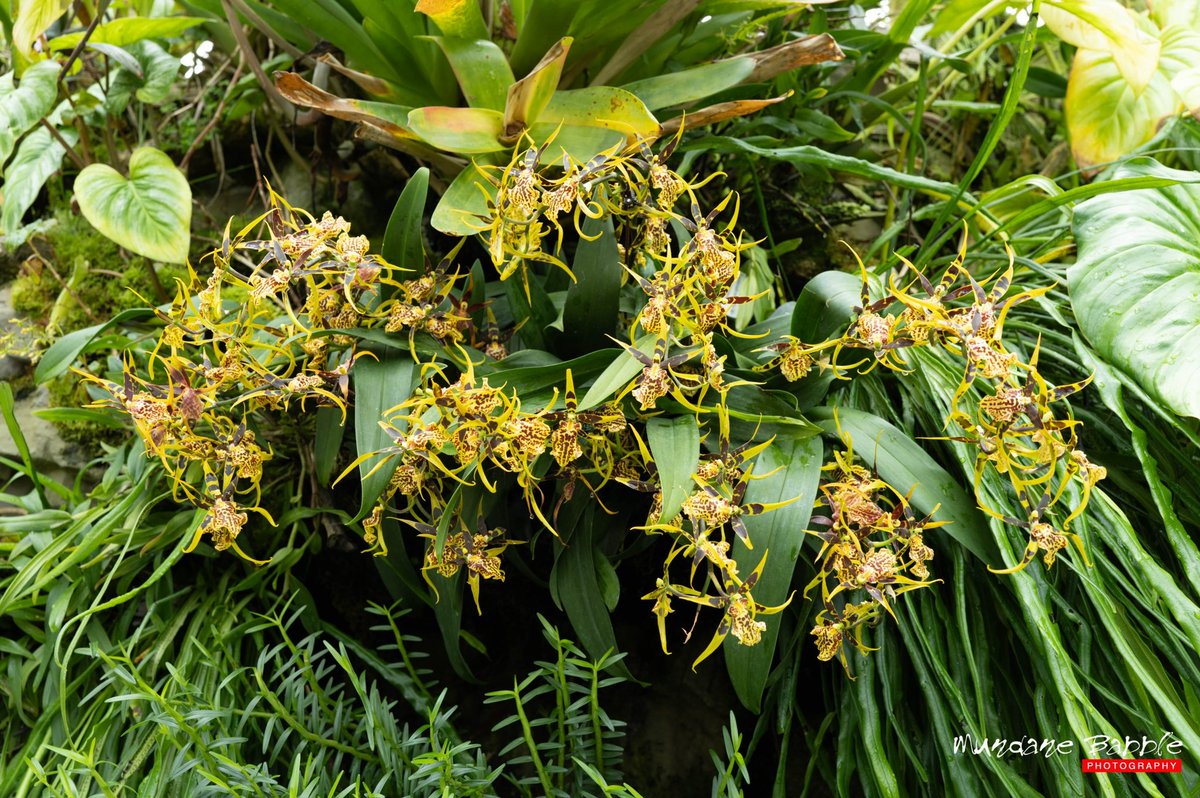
[381,167,429,270]
[74,147,192,264]
[415,0,488,39]
[809,406,997,562]
[275,71,415,139]
[549,500,636,680]
[429,37,515,111]
[504,37,571,137]
[646,416,701,526]
[535,86,660,143]
[1069,158,1200,418]
[723,432,822,712]
[555,215,620,356]
[352,358,416,519]
[13,0,70,60]
[430,162,495,236]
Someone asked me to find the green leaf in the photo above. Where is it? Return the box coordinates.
[430,37,515,111]
[504,36,570,133]
[555,215,620,357]
[646,416,701,526]
[407,105,505,154]
[578,332,657,410]
[415,0,488,39]
[13,0,69,59]
[314,406,345,486]
[105,41,180,114]
[1,124,74,234]
[1064,47,1178,169]
[790,269,859,341]
[73,147,192,263]
[723,432,821,712]
[47,15,205,50]
[1069,158,1200,418]
[533,86,660,143]
[549,501,636,680]
[34,308,154,383]
[808,406,997,562]
[0,60,60,169]
[622,57,754,111]
[430,161,495,236]
[381,167,429,269]
[352,357,416,519]
[478,348,616,396]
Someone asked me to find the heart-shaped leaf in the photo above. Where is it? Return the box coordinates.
[105,41,181,114]
[0,61,60,168]
[1,125,76,233]
[74,147,192,263]
[1069,158,1200,418]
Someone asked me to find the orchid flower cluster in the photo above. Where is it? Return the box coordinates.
[806,440,944,675]
[87,192,477,563]
[761,241,1103,579]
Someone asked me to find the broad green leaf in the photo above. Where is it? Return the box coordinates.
[1043,0,1161,92]
[381,167,429,270]
[504,37,570,135]
[509,0,578,74]
[723,433,821,712]
[415,0,488,39]
[263,0,400,84]
[430,162,495,235]
[555,215,620,357]
[314,406,345,486]
[407,105,505,153]
[646,416,701,526]
[352,358,416,519]
[622,57,754,111]
[1069,158,1200,418]
[525,123,624,164]
[74,147,192,263]
[46,15,204,50]
[534,86,661,143]
[808,406,997,562]
[1151,0,1200,28]
[784,270,860,407]
[790,269,859,341]
[430,37,515,111]
[105,41,180,114]
[0,60,59,168]
[1064,47,1178,169]
[13,0,69,59]
[1159,24,1200,113]
[549,501,636,680]
[1,125,74,233]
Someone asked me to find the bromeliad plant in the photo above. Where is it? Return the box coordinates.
[264,0,843,171]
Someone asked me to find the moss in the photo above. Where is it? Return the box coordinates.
[10,212,186,449]
[11,212,190,336]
